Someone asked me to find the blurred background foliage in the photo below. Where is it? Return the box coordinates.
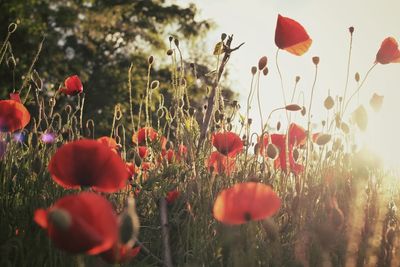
[0,0,236,135]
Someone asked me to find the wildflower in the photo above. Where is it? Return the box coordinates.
[375,37,400,64]
[33,192,118,254]
[48,139,129,192]
[213,182,281,225]
[132,127,158,145]
[212,132,243,157]
[138,146,149,159]
[97,136,119,153]
[0,100,30,132]
[275,14,312,56]
[41,132,57,144]
[60,75,83,95]
[207,151,236,175]
[166,189,180,204]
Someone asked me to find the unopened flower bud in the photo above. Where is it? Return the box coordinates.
[258,56,268,70]
[262,67,269,76]
[251,66,257,75]
[312,56,320,65]
[349,26,354,34]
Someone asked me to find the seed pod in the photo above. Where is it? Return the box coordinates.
[285,104,302,111]
[258,56,268,70]
[266,143,279,159]
[133,151,142,167]
[262,67,269,76]
[169,36,173,42]
[251,66,257,75]
[312,56,320,65]
[277,121,281,131]
[166,49,173,56]
[349,26,354,34]
[324,95,334,110]
[316,134,331,146]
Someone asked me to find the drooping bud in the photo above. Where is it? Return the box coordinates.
[262,67,269,76]
[258,56,268,70]
[355,72,360,82]
[285,104,302,111]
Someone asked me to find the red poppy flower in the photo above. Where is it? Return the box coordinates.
[138,146,149,159]
[48,139,130,192]
[97,136,119,153]
[275,14,312,56]
[213,182,281,225]
[100,244,141,264]
[9,92,21,102]
[125,163,138,180]
[60,75,83,95]
[161,149,175,163]
[212,132,243,157]
[166,189,180,204]
[270,134,304,175]
[288,123,307,146]
[207,151,236,175]
[375,37,400,64]
[0,100,30,132]
[132,127,158,145]
[33,192,118,254]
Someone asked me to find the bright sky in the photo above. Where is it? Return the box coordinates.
[175,0,400,167]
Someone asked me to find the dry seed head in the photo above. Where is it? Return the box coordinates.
[169,36,173,42]
[312,56,320,65]
[258,56,268,70]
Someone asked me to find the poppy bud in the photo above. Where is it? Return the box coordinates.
[174,38,179,47]
[285,104,302,111]
[295,76,300,83]
[133,152,142,167]
[262,67,269,76]
[324,95,334,110]
[266,144,278,159]
[48,209,72,231]
[221,33,227,41]
[355,72,360,82]
[150,80,160,90]
[258,56,268,70]
[169,36,173,42]
[349,26,354,34]
[340,122,350,134]
[167,49,173,56]
[315,134,331,146]
[312,56,320,65]
[251,66,257,75]
[277,121,281,131]
[8,23,17,33]
[301,106,306,116]
[148,56,154,65]
[7,56,16,70]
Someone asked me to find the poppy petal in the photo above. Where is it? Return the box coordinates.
[375,37,400,64]
[48,139,129,193]
[0,100,30,132]
[213,182,281,225]
[275,14,312,56]
[212,132,243,157]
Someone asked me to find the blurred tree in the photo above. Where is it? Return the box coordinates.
[0,0,236,135]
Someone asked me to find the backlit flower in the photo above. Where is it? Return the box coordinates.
[0,100,30,132]
[60,75,83,95]
[212,132,243,157]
